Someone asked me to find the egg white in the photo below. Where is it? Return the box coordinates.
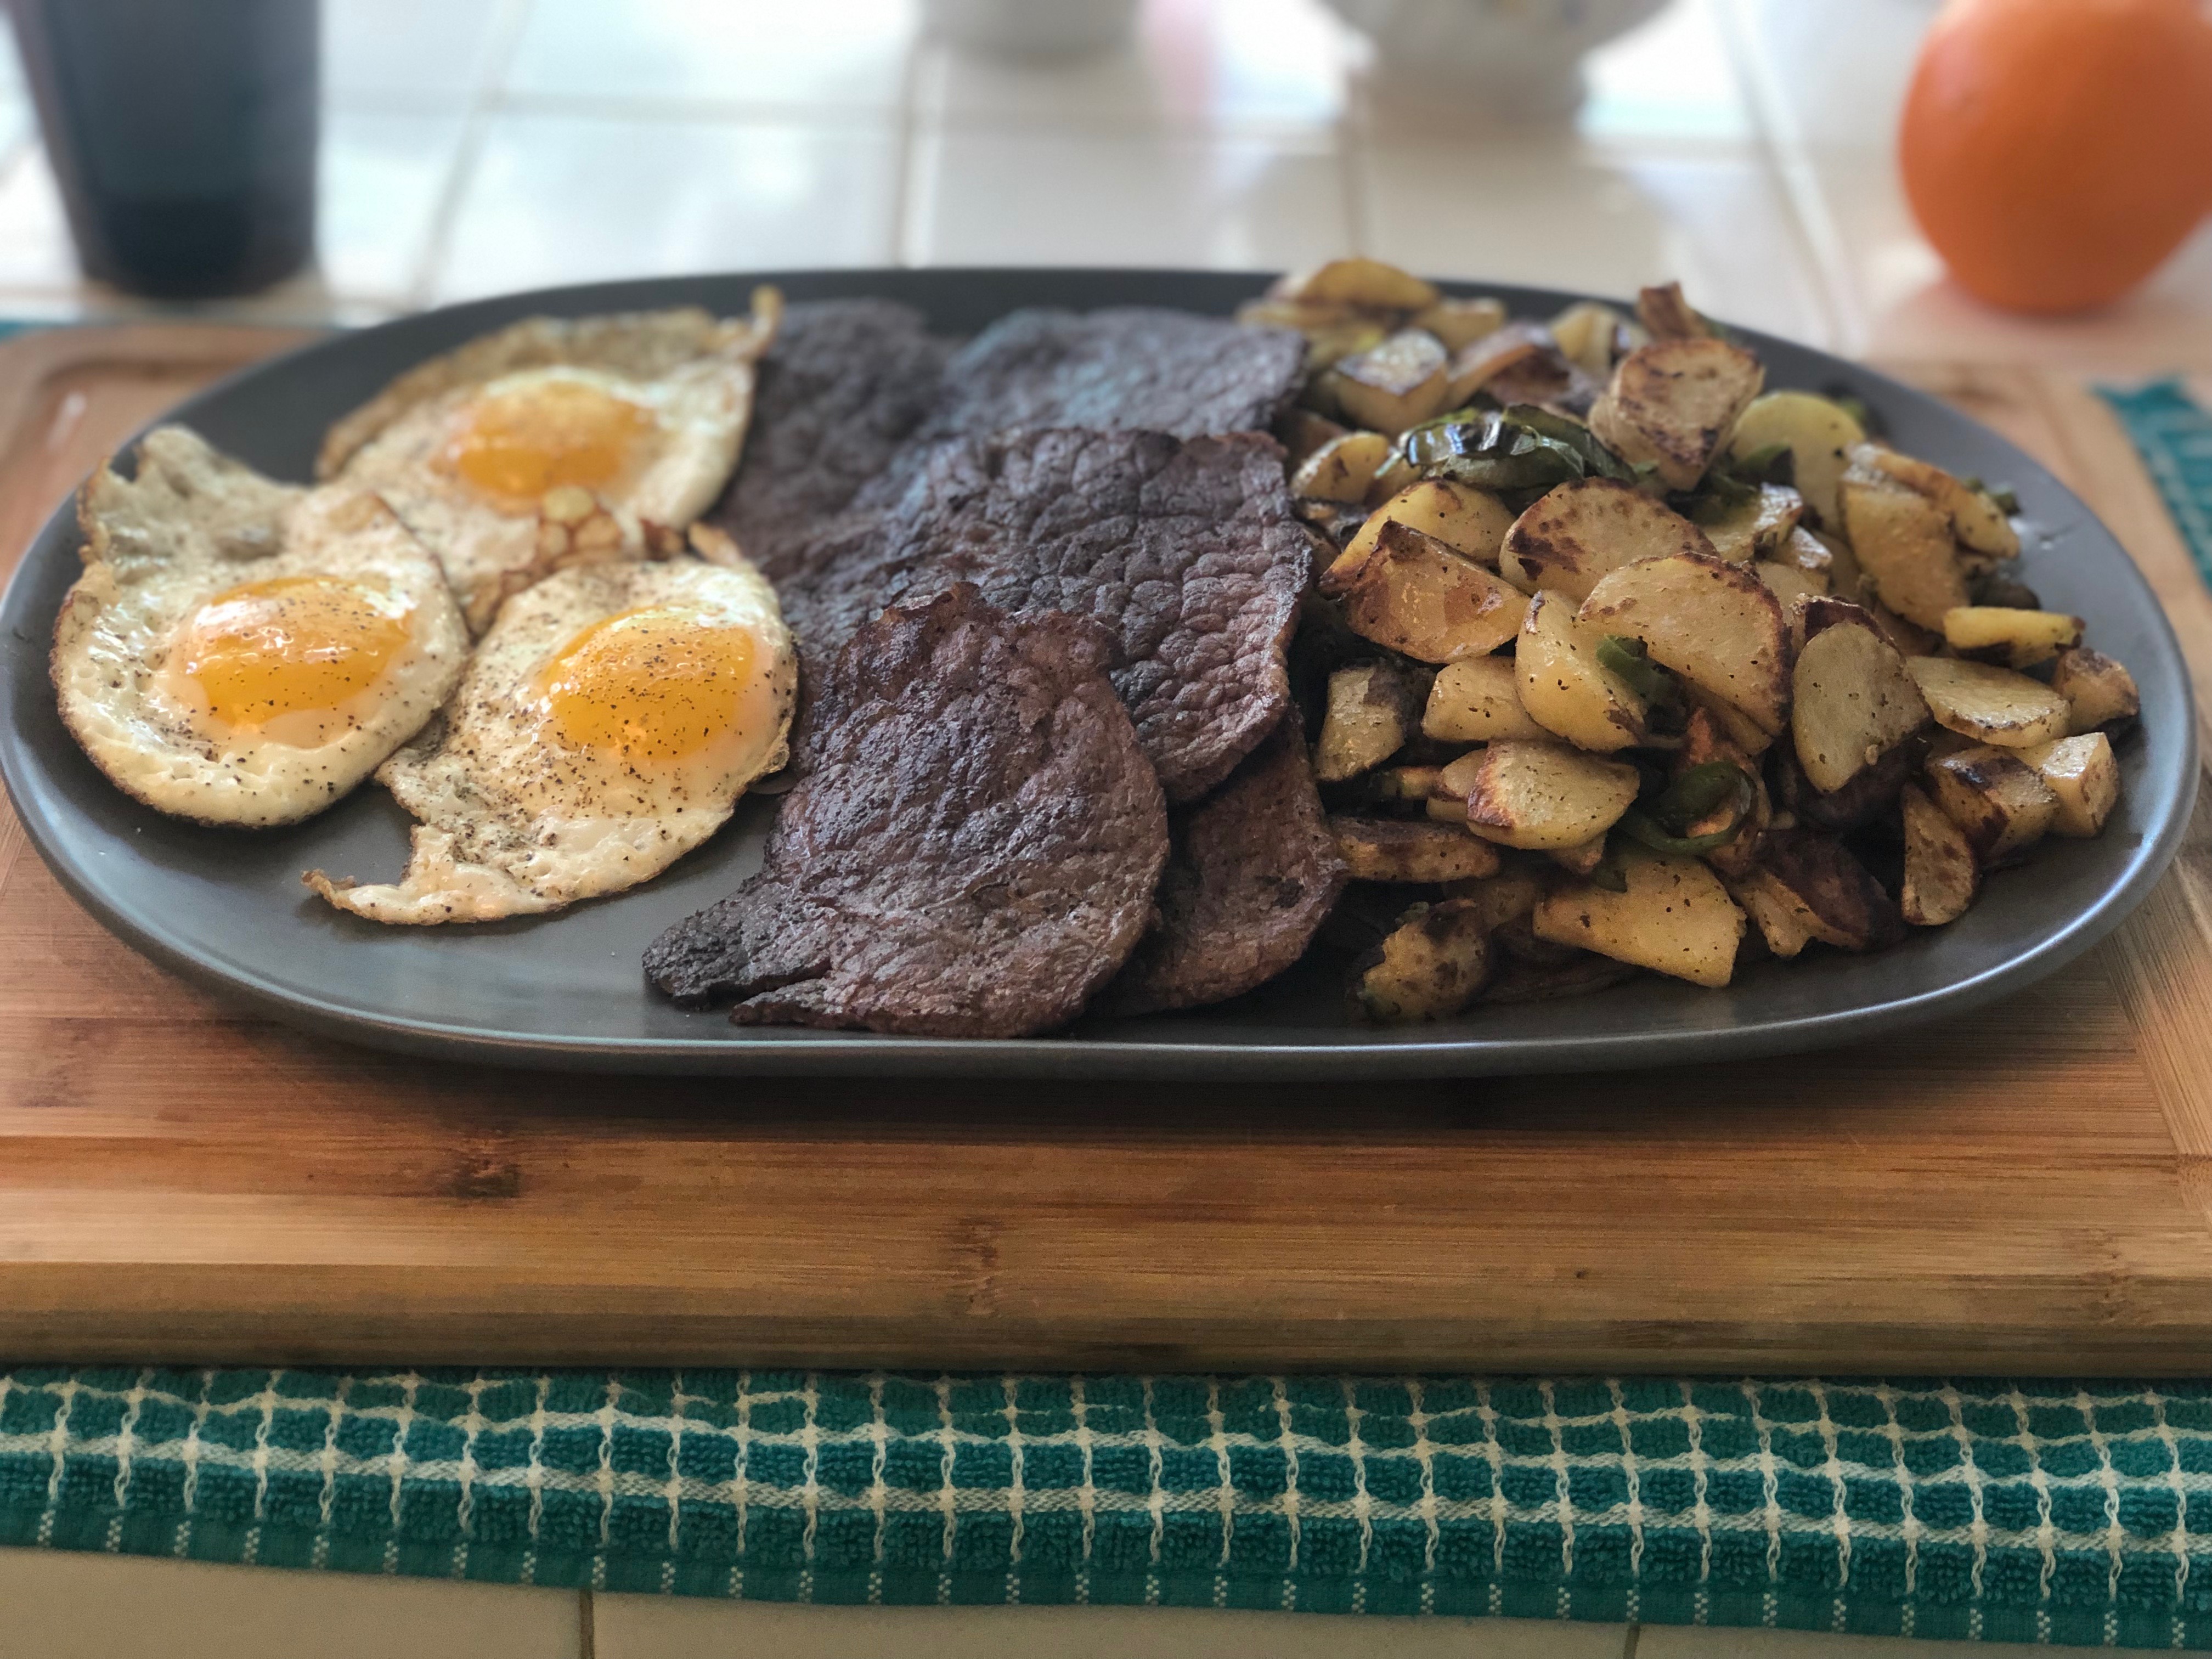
[50,426,470,828]
[318,300,780,634]
[304,556,795,924]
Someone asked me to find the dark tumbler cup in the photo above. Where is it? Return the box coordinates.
[9,0,318,298]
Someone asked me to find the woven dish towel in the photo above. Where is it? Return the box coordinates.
[2100,378,2212,587]
[2,1367,2209,1648]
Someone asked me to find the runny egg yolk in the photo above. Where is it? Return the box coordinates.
[442,378,657,503]
[532,605,763,766]
[176,575,414,732]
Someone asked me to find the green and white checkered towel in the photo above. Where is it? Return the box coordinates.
[2,1368,2209,1647]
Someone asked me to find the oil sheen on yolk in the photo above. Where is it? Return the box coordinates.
[179,575,414,728]
[533,606,758,763]
[442,379,656,501]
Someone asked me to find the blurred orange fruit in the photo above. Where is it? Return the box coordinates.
[1900,0,2212,315]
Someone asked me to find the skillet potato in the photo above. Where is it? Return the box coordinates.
[1271,262,2143,1023]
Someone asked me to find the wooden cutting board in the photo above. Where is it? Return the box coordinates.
[2,325,2209,1376]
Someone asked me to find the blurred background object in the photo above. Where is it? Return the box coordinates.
[8,0,317,298]
[921,0,1141,59]
[1900,0,2212,316]
[1317,0,1667,115]
[0,0,2200,369]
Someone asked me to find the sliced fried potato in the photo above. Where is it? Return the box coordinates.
[1905,656,2070,748]
[1441,866,1548,933]
[1683,684,1775,757]
[1757,830,1905,951]
[1940,605,2083,669]
[1333,479,1516,585]
[1498,477,1715,601]
[2051,647,2141,735]
[1728,391,1866,529]
[1926,744,2059,861]
[1755,562,1825,607]
[1588,337,1765,490]
[1724,867,1821,958]
[1839,466,1970,630]
[1361,764,1447,810]
[1634,281,1712,342]
[1324,329,1450,435]
[1291,431,1394,504]
[1550,301,1630,376]
[1272,258,1438,313]
[1441,321,1551,406]
[2018,732,2119,837]
[1277,408,1350,469]
[1790,607,1928,792]
[1797,740,1916,836]
[1330,815,1502,883]
[1674,704,1770,878]
[1412,296,1508,351]
[1900,782,1978,926]
[1339,522,1529,663]
[1533,844,1746,988]
[1462,740,1640,851]
[1424,654,1550,743]
[1578,551,1791,736]
[1858,445,2020,558]
[1314,659,1425,783]
[1698,484,1805,563]
[1516,589,1649,752]
[1548,836,1609,877]
[1771,526,1835,582]
[1350,899,1492,1024]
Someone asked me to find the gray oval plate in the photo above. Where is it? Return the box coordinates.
[0,269,2197,1077]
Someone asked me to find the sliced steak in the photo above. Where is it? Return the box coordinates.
[710,298,953,576]
[1105,718,1347,1015]
[926,307,1306,442]
[644,585,1167,1037]
[778,426,1310,802]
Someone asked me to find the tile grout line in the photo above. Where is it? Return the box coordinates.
[406,0,537,309]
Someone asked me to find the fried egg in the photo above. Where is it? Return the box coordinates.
[50,426,469,827]
[305,556,794,923]
[318,294,781,634]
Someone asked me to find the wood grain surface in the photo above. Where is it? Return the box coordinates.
[2,326,2208,1375]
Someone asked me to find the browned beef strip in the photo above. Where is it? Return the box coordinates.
[1104,716,1347,1015]
[709,299,953,578]
[644,586,1167,1037]
[777,427,1309,803]
[924,307,1306,442]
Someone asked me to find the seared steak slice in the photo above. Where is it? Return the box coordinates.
[780,427,1310,802]
[1105,718,1347,1015]
[644,586,1167,1037]
[926,306,1306,442]
[710,299,953,576]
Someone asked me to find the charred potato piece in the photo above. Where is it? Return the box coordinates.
[1900,782,1978,926]
[1756,830,1905,952]
[1272,257,1438,313]
[1426,749,1482,824]
[1462,740,1641,851]
[1533,843,1747,988]
[1361,764,1447,810]
[1926,744,2059,862]
[1940,605,2083,669]
[1756,562,1825,607]
[1771,526,1835,583]
[1796,739,1916,836]
[1674,705,1770,877]
[1314,659,1425,783]
[1322,329,1450,436]
[1482,952,1642,1005]
[1549,836,1610,877]
[1699,484,1805,564]
[1728,391,1866,530]
[1277,408,1350,469]
[1330,480,1516,587]
[1292,431,1394,504]
[1549,301,1631,376]
[2051,647,2141,736]
[1412,296,1508,351]
[1424,654,1550,744]
[1350,900,1493,1024]
[1499,477,1716,601]
[1340,522,1528,663]
[1588,336,1765,491]
[1634,280,1712,341]
[1331,815,1502,883]
[2018,732,2120,837]
[1442,321,1552,406]
[1724,867,1821,958]
[1579,551,1791,737]
[1790,603,1928,792]
[1441,866,1549,934]
[1517,590,1649,753]
[1858,445,2019,559]
[1839,464,1971,630]
[1906,656,2070,749]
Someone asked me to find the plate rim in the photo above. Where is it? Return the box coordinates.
[1,266,2199,1079]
